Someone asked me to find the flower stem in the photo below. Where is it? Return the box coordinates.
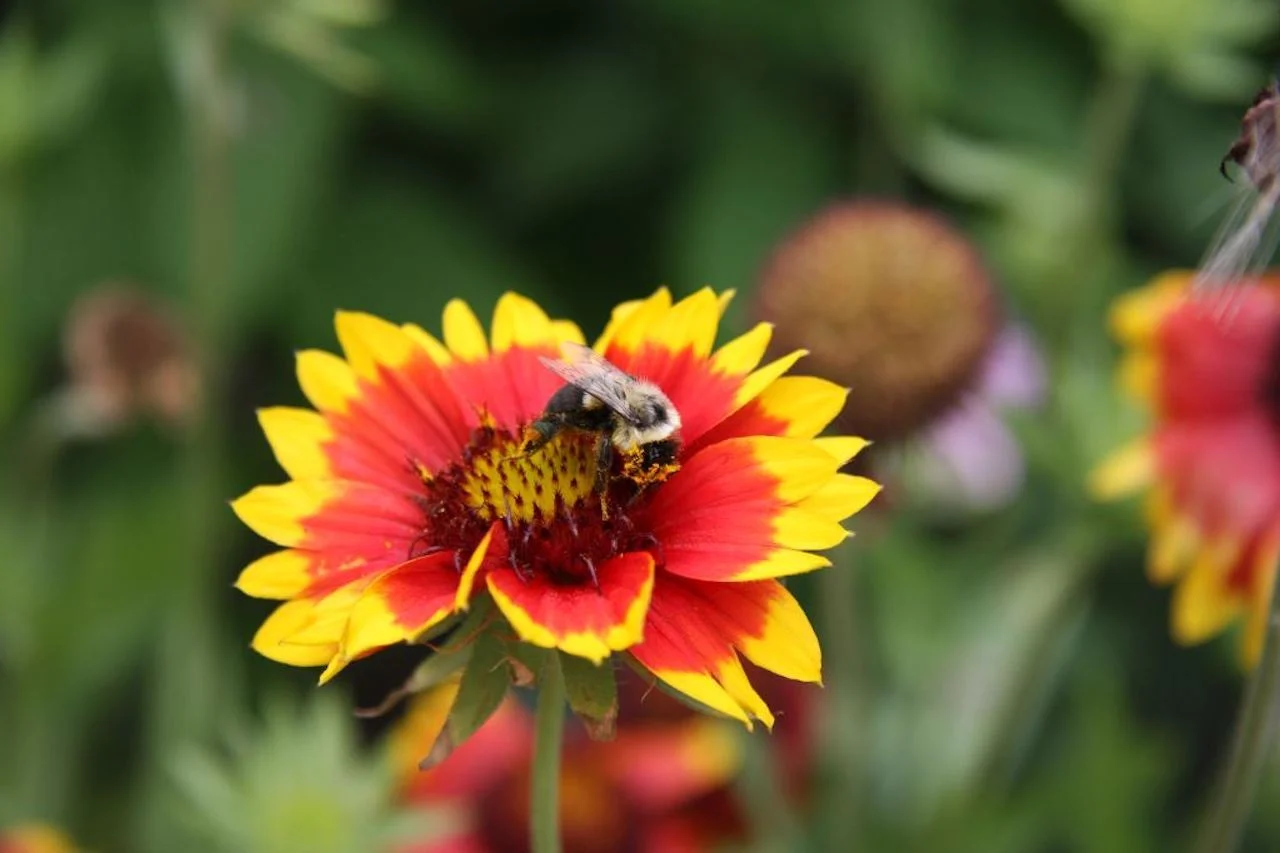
[816,541,867,849]
[1195,569,1280,853]
[531,652,566,853]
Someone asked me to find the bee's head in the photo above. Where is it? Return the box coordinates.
[630,381,680,429]
[616,380,681,447]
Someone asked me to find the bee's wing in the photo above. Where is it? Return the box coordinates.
[1190,182,1280,321]
[537,341,642,424]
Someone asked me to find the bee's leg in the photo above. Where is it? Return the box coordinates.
[594,439,614,520]
[521,418,560,454]
[593,438,614,492]
[626,482,653,507]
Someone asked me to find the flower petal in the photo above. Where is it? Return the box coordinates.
[1144,488,1199,584]
[604,716,740,810]
[797,473,881,522]
[709,323,773,376]
[443,299,490,361]
[1171,538,1244,644]
[335,310,421,381]
[236,549,314,599]
[339,547,485,664]
[694,376,849,448]
[1109,271,1189,346]
[296,349,359,414]
[629,578,774,729]
[251,598,341,666]
[491,292,557,352]
[231,481,342,547]
[258,407,334,480]
[1087,438,1155,500]
[594,289,672,352]
[1242,531,1280,667]
[647,437,847,582]
[487,552,655,663]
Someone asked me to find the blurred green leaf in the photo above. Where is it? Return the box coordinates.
[277,169,547,339]
[172,693,449,853]
[666,79,840,299]
[487,50,673,214]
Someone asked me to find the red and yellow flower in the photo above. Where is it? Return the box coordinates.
[0,826,79,853]
[233,288,877,727]
[389,672,799,853]
[1091,271,1280,665]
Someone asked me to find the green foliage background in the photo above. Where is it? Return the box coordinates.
[1,0,1278,850]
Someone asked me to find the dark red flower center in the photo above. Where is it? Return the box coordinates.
[411,424,660,586]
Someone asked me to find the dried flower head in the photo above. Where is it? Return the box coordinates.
[62,283,199,430]
[756,202,999,442]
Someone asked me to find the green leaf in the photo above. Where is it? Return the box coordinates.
[354,645,473,720]
[666,79,839,301]
[445,627,510,747]
[434,595,495,655]
[559,652,618,741]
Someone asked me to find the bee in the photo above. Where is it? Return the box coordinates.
[523,341,682,496]
[1196,79,1280,314]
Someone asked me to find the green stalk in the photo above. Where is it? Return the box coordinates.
[140,0,235,847]
[531,653,566,853]
[815,542,866,850]
[1194,568,1280,853]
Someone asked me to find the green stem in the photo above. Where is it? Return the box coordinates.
[734,728,799,852]
[1081,61,1146,210]
[139,1,235,847]
[1047,61,1146,353]
[531,653,565,853]
[1194,568,1280,853]
[816,541,866,850]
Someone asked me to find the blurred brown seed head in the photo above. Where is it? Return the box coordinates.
[62,283,200,430]
[756,201,999,442]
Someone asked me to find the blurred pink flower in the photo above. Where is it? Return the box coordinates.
[895,324,1046,512]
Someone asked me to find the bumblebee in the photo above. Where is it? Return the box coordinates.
[524,341,682,494]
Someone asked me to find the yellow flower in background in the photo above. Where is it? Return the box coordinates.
[233,288,878,728]
[1091,271,1280,665]
[0,825,79,853]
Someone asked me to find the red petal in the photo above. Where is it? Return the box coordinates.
[327,352,473,491]
[643,441,780,582]
[487,552,655,662]
[296,481,424,597]
[446,346,567,434]
[1156,288,1280,420]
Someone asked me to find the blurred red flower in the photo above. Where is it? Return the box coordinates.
[390,670,813,853]
[1092,271,1280,664]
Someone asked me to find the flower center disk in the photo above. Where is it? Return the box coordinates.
[415,424,655,586]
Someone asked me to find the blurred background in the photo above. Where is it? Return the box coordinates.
[1,0,1279,851]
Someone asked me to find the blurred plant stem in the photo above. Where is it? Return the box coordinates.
[141,0,236,846]
[0,170,24,426]
[734,729,800,853]
[1194,568,1280,853]
[531,653,565,853]
[1053,60,1146,350]
[1,393,74,814]
[816,542,866,850]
